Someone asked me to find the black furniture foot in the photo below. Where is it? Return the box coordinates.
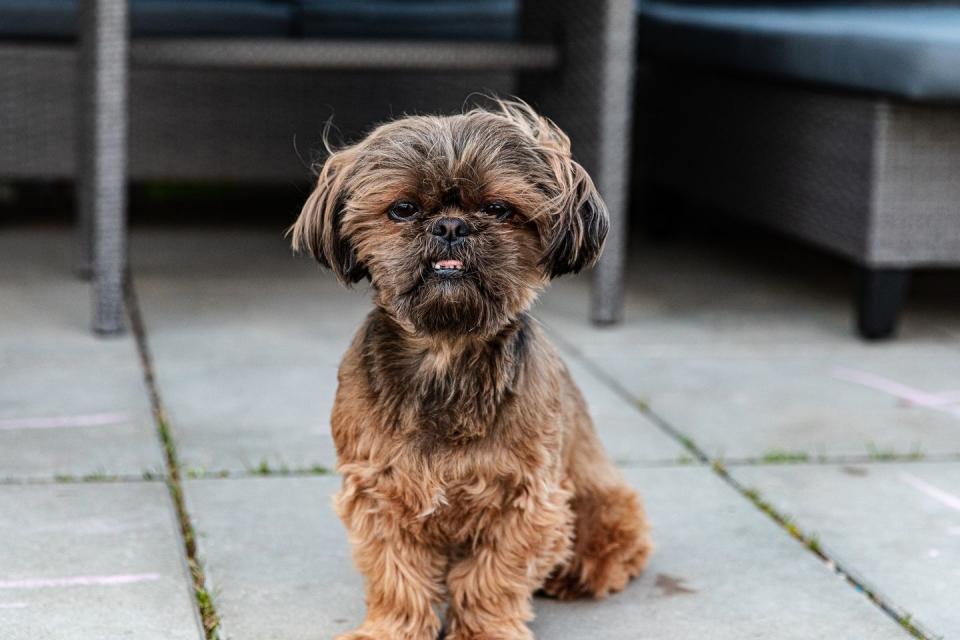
[856,267,910,340]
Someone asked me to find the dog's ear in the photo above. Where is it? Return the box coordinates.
[494,99,608,278]
[539,150,608,279]
[290,146,369,285]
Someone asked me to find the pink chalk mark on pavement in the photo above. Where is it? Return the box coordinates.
[832,367,960,419]
[900,473,960,513]
[0,573,161,590]
[0,412,130,431]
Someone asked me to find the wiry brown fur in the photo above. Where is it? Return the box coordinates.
[292,100,651,640]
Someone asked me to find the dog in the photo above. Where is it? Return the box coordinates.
[292,100,651,640]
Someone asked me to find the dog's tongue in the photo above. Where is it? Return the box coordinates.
[435,259,463,269]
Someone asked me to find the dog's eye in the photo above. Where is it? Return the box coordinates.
[388,201,420,221]
[482,202,512,220]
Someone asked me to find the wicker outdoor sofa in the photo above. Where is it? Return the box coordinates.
[0,0,637,333]
[638,1,960,339]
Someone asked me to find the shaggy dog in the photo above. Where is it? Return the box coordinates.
[292,100,651,640]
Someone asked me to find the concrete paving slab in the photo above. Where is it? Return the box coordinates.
[0,482,202,639]
[732,462,960,639]
[561,357,686,464]
[562,346,960,461]
[537,240,955,355]
[185,469,906,640]
[536,239,960,461]
[133,230,683,471]
[0,230,166,480]
[132,229,369,473]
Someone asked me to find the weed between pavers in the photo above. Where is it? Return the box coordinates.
[740,483,932,638]
[759,450,811,464]
[160,424,221,639]
[249,459,332,477]
[128,281,221,640]
[181,462,332,480]
[866,442,925,462]
[52,472,120,483]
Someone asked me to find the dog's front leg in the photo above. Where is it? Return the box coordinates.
[444,484,573,640]
[336,493,445,640]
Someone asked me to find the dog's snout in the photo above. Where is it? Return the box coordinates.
[431,218,471,244]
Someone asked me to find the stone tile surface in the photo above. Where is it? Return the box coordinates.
[537,241,960,461]
[132,230,368,473]
[561,357,686,464]
[186,469,906,640]
[0,482,202,639]
[0,230,165,479]
[561,346,960,460]
[732,462,960,639]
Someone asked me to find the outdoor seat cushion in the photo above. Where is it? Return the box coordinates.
[0,0,296,39]
[300,0,518,41]
[640,2,960,101]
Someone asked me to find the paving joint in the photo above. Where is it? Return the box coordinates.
[551,331,941,640]
[718,453,960,467]
[127,277,222,640]
[0,472,166,485]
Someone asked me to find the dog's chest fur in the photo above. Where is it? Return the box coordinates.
[361,310,532,445]
[332,311,566,546]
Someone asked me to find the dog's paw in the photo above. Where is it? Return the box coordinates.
[446,632,533,640]
[334,630,378,640]
[336,625,438,640]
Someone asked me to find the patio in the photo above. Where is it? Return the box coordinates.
[2,222,958,639]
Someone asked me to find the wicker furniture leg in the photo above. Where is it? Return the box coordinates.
[75,41,92,281]
[587,0,636,325]
[521,0,637,324]
[857,267,910,340]
[78,0,129,334]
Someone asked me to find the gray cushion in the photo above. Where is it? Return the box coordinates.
[0,0,296,39]
[300,0,518,41]
[640,3,960,101]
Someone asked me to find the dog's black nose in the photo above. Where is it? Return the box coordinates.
[431,217,471,244]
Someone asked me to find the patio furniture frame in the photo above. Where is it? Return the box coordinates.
[645,69,960,339]
[69,0,636,334]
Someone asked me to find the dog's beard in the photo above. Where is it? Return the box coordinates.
[394,264,503,336]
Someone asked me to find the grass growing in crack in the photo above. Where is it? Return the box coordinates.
[759,449,810,464]
[185,464,333,480]
[51,472,121,483]
[740,486,928,638]
[127,281,220,640]
[186,467,230,480]
[743,488,824,557]
[866,443,925,462]
[248,460,331,477]
[898,614,935,639]
[251,458,289,476]
[159,418,220,638]
[82,471,117,482]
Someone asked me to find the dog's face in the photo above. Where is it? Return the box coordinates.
[292,101,608,337]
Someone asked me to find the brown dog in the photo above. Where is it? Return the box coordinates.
[292,100,651,640]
